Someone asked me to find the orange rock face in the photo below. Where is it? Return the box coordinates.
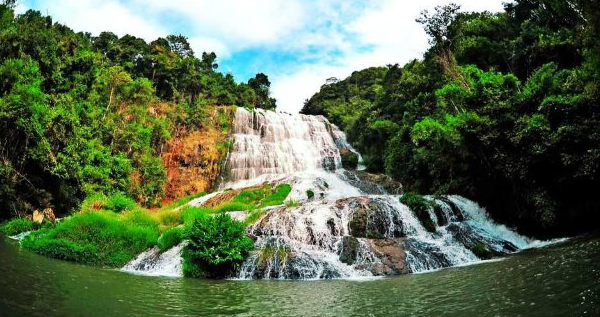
[161,106,234,201]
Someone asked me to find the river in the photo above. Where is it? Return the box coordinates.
[1,235,598,316]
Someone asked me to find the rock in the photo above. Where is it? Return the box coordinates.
[43,208,56,222]
[342,170,403,195]
[362,238,408,275]
[32,210,44,223]
[446,222,518,259]
[339,236,360,265]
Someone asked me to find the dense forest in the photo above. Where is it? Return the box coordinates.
[303,0,600,237]
[0,2,276,220]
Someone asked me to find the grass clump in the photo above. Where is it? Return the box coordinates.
[105,192,136,212]
[400,192,437,233]
[158,226,184,252]
[0,218,37,236]
[21,211,159,267]
[182,213,253,278]
[229,184,291,209]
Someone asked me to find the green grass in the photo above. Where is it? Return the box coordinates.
[158,226,184,252]
[21,211,160,267]
[0,218,38,236]
[160,192,206,212]
[285,200,300,208]
[244,209,267,225]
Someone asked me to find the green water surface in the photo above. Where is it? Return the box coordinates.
[0,236,598,316]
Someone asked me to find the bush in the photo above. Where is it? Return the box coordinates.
[182,213,253,278]
[105,192,136,212]
[400,193,437,233]
[158,226,184,252]
[340,149,359,170]
[0,218,37,236]
[306,190,315,199]
[21,211,159,267]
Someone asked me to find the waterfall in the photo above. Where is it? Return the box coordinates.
[123,108,555,279]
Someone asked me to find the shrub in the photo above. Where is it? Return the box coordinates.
[21,211,159,267]
[400,193,436,233]
[106,192,136,212]
[182,213,253,278]
[158,226,184,252]
[340,149,359,170]
[0,218,37,236]
[306,190,315,199]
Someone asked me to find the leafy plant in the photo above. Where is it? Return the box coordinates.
[182,213,253,278]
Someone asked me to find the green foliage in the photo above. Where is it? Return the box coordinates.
[182,213,253,278]
[400,193,436,233]
[105,192,136,213]
[305,0,600,236]
[0,218,37,236]
[0,6,275,221]
[340,150,359,170]
[158,226,184,252]
[21,211,159,267]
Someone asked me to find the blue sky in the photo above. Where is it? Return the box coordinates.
[18,0,505,112]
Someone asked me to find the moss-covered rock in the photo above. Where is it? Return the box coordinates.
[399,193,436,233]
[340,149,358,170]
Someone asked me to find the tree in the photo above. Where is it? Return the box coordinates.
[248,73,276,110]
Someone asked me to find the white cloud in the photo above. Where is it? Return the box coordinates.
[136,0,307,49]
[272,0,506,113]
[28,0,166,41]
[22,0,506,113]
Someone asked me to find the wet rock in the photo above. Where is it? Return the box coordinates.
[446,222,518,259]
[404,238,454,272]
[339,236,360,265]
[342,170,403,195]
[362,238,408,275]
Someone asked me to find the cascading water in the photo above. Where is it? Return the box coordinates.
[123,108,555,279]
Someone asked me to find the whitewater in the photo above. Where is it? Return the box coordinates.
[123,107,559,279]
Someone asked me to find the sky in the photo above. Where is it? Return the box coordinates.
[17,0,506,113]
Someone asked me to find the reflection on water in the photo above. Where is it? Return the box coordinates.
[1,236,598,316]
